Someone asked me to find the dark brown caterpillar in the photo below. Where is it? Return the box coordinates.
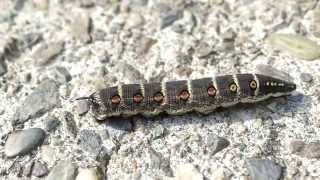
[79,74,296,120]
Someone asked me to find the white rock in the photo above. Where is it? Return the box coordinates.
[174,164,203,180]
[210,168,226,180]
[76,168,102,180]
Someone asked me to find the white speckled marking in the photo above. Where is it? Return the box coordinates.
[232,74,241,96]
[187,80,193,102]
[252,74,260,97]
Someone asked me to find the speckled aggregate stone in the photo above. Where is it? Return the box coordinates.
[4,128,46,157]
[246,159,282,180]
[12,79,60,125]
[0,0,320,179]
[46,161,77,180]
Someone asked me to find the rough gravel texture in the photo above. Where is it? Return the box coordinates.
[0,0,320,180]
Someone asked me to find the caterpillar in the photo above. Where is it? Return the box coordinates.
[78,73,296,120]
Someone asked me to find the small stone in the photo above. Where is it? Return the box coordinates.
[79,0,95,8]
[160,10,181,29]
[22,161,34,177]
[69,12,92,43]
[44,116,60,132]
[136,36,157,56]
[19,32,42,50]
[221,29,236,41]
[63,111,78,137]
[124,0,148,6]
[76,167,103,180]
[176,66,193,77]
[32,161,49,177]
[126,13,144,29]
[53,66,72,84]
[12,79,60,124]
[32,0,49,11]
[147,148,172,176]
[210,168,228,180]
[76,100,89,115]
[204,134,230,155]
[290,140,320,159]
[246,159,282,180]
[174,163,203,180]
[151,125,165,140]
[196,42,214,58]
[4,128,46,158]
[33,42,64,66]
[0,60,7,76]
[46,161,77,180]
[0,36,20,60]
[267,33,320,60]
[300,73,313,83]
[78,130,102,155]
[41,146,56,163]
[120,63,145,83]
[147,148,162,169]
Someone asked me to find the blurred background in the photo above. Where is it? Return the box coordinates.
[0,0,320,179]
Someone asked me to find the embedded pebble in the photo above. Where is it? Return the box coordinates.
[160,10,181,29]
[76,100,90,115]
[246,159,282,180]
[19,32,42,50]
[204,134,230,155]
[22,161,33,177]
[300,73,313,83]
[4,128,46,157]
[146,147,172,176]
[12,79,60,124]
[120,63,146,83]
[63,111,78,137]
[33,42,64,66]
[196,42,214,58]
[136,36,157,56]
[79,0,95,8]
[151,124,166,140]
[267,34,320,60]
[78,130,102,155]
[44,116,60,132]
[76,167,103,180]
[32,0,49,11]
[32,161,49,177]
[53,66,72,84]
[290,140,320,159]
[124,0,148,6]
[174,163,203,180]
[46,161,77,180]
[126,13,144,29]
[69,12,92,43]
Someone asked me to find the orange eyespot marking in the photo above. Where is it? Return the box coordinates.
[249,80,257,90]
[111,95,121,104]
[229,83,237,92]
[207,86,216,97]
[153,92,164,103]
[133,94,144,103]
[179,90,190,101]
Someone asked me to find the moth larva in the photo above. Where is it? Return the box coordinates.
[78,74,296,120]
